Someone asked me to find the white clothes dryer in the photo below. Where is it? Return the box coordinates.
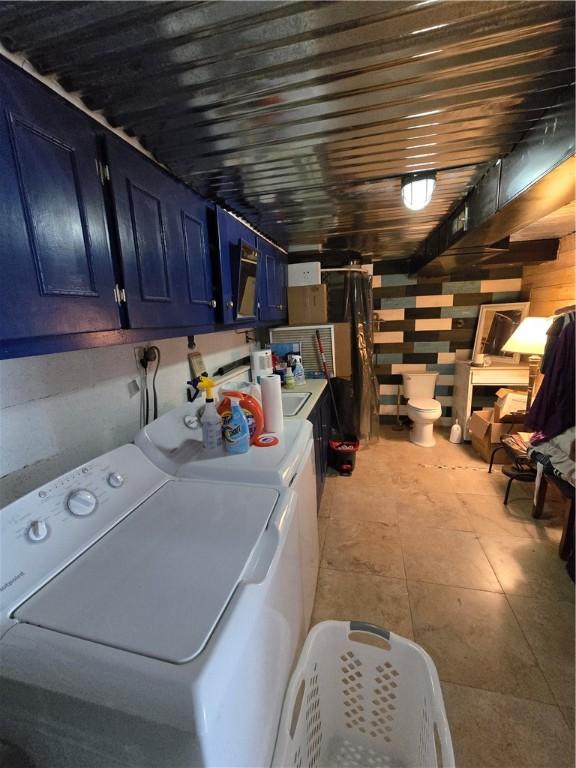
[135,403,319,633]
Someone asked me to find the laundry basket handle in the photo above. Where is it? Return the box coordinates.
[349,621,390,640]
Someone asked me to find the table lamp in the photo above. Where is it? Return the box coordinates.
[502,316,552,410]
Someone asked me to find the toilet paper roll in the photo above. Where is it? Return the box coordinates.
[251,349,273,382]
[260,374,283,433]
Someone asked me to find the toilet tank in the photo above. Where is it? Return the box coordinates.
[402,372,438,399]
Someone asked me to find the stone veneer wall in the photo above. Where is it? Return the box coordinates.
[372,263,524,423]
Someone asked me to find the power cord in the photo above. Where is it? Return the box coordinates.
[139,362,148,429]
[150,345,161,420]
[139,346,161,424]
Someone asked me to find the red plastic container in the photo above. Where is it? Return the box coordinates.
[329,437,359,476]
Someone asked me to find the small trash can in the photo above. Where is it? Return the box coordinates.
[329,437,359,476]
[273,620,455,768]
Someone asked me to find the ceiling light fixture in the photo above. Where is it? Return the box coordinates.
[401,172,437,211]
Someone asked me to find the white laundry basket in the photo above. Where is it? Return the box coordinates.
[272,621,454,768]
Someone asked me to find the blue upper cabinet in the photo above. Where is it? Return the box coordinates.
[0,57,286,358]
[258,237,288,323]
[106,137,216,329]
[215,207,260,325]
[0,59,119,342]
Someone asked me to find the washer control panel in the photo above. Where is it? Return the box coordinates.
[66,489,98,517]
[0,444,168,634]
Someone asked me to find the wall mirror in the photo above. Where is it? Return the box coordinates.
[472,302,530,365]
[236,240,259,319]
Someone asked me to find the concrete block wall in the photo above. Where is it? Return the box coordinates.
[372,263,524,423]
[0,331,249,506]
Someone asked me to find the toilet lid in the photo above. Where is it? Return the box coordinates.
[409,398,441,411]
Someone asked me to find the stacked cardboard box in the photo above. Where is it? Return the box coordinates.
[493,388,528,422]
[287,284,328,325]
[468,409,525,464]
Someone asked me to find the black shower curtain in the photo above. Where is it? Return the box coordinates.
[324,269,379,441]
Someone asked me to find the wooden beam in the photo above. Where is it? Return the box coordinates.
[478,239,559,266]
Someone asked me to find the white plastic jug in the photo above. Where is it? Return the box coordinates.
[449,419,463,444]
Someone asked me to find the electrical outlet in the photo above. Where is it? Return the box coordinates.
[134,346,147,371]
[288,261,321,287]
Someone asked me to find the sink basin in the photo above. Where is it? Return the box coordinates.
[281,391,311,417]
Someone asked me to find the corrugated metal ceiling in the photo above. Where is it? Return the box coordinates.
[1,1,574,260]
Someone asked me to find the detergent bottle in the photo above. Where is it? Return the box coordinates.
[223,397,250,454]
[198,376,223,452]
[284,366,295,389]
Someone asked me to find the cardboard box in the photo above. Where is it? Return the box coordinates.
[469,408,524,463]
[288,284,328,325]
[333,322,352,379]
[494,388,528,421]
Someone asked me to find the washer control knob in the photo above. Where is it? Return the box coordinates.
[28,520,48,542]
[107,472,124,488]
[67,489,97,517]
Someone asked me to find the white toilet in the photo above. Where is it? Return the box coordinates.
[402,372,443,447]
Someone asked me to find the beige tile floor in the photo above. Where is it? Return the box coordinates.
[312,425,575,768]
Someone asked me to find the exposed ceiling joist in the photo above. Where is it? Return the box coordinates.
[409,88,575,275]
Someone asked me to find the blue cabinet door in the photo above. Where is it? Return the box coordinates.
[216,207,259,325]
[106,137,216,329]
[275,246,288,323]
[0,59,119,341]
[258,238,288,323]
[258,242,276,322]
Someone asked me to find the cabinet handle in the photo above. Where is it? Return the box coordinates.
[210,299,217,308]
[227,300,234,309]
[113,284,126,305]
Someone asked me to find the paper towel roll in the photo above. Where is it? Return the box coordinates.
[260,374,283,433]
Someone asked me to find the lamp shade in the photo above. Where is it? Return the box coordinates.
[501,316,552,355]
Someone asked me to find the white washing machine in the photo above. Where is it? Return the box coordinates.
[135,403,319,632]
[0,444,303,767]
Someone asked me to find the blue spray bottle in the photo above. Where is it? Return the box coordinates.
[223,397,250,454]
